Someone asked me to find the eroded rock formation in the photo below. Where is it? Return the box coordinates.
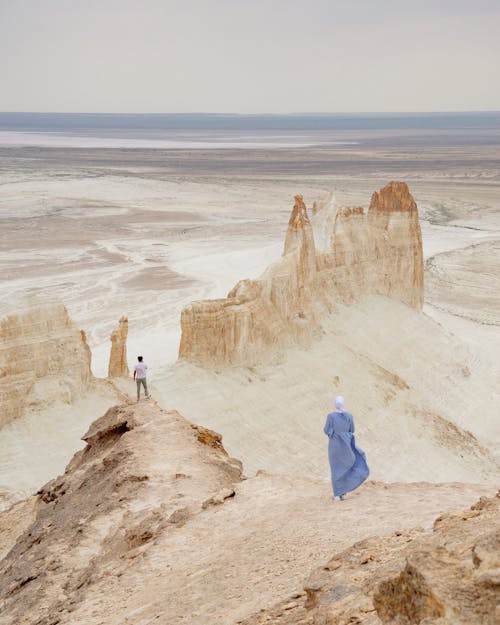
[241,492,500,625]
[0,402,243,624]
[0,301,93,427]
[108,316,129,377]
[179,182,424,366]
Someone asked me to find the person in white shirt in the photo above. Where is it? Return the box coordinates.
[133,356,150,401]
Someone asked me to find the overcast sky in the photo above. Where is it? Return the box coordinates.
[0,0,498,113]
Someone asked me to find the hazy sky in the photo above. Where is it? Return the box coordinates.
[1,0,499,113]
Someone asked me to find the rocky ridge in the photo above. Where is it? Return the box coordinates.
[0,401,496,625]
[240,493,500,625]
[179,182,424,367]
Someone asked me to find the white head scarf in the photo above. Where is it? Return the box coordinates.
[335,395,345,411]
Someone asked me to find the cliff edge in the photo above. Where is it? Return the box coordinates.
[0,401,495,625]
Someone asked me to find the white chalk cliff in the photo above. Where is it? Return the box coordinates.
[179,182,424,367]
[0,301,92,427]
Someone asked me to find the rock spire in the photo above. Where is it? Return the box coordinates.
[108,316,129,378]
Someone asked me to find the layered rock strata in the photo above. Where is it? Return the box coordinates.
[0,301,92,427]
[108,316,129,377]
[179,182,424,367]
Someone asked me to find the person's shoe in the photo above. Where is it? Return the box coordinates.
[339,494,346,501]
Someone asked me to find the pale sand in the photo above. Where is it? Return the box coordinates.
[0,382,121,508]
[426,240,500,325]
[73,480,494,625]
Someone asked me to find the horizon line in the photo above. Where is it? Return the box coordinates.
[1,110,500,117]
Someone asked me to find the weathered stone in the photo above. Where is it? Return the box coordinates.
[179,182,424,367]
[0,301,93,427]
[240,493,500,625]
[108,316,129,378]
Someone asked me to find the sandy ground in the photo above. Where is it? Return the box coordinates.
[96,479,495,625]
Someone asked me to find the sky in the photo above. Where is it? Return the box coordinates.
[0,0,499,114]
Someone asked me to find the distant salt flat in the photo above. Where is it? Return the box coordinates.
[0,131,356,150]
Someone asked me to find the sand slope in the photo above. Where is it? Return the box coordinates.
[154,296,499,483]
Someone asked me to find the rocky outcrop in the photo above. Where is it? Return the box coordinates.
[0,401,243,624]
[179,182,424,366]
[107,316,129,378]
[0,301,93,427]
[241,492,500,625]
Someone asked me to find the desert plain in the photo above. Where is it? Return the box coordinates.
[0,116,499,624]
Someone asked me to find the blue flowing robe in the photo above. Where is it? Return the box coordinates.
[323,410,369,497]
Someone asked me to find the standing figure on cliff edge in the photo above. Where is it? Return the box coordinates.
[324,396,369,500]
[133,356,151,401]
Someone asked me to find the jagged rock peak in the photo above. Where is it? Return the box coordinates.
[108,315,129,378]
[369,180,417,215]
[288,195,310,228]
[0,402,243,624]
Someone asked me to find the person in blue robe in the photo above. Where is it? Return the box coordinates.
[323,396,369,500]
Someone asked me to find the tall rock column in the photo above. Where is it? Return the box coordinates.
[276,194,318,342]
[368,181,424,310]
[108,316,129,378]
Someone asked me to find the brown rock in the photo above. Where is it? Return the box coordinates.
[0,402,243,624]
[107,316,129,378]
[472,531,500,585]
[374,562,446,623]
[202,486,236,508]
[241,493,500,625]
